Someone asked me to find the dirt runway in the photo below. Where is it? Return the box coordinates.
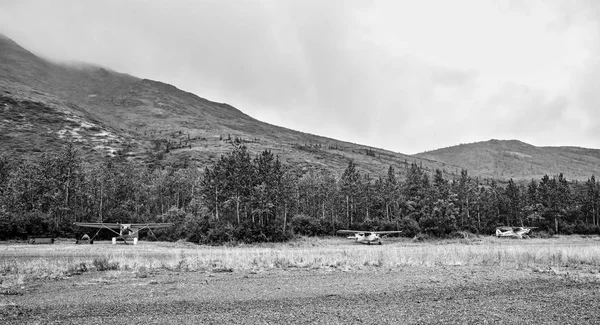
[2,266,599,324]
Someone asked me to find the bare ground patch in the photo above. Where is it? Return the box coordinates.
[1,237,600,324]
[1,266,599,324]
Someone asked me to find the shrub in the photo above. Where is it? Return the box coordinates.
[233,221,292,243]
[184,214,211,243]
[317,219,345,236]
[201,223,235,244]
[573,222,600,235]
[419,212,457,237]
[291,214,323,236]
[92,258,119,271]
[560,223,575,235]
[398,218,420,237]
[529,230,553,238]
[258,223,293,242]
[155,207,211,242]
[67,262,88,276]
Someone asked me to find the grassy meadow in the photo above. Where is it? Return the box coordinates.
[2,236,600,287]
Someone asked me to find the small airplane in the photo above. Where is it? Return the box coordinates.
[495,226,537,239]
[73,222,174,244]
[337,230,402,245]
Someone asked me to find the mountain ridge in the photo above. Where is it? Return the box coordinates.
[414,139,600,181]
[1,33,599,181]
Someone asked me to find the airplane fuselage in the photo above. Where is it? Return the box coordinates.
[348,233,383,245]
[495,227,531,239]
[119,225,139,239]
[338,229,401,245]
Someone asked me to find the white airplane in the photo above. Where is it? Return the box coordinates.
[337,230,402,245]
[495,226,537,239]
[74,222,173,244]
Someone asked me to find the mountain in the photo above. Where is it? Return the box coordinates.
[414,139,600,181]
[3,34,598,181]
[0,33,451,176]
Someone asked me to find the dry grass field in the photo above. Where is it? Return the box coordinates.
[2,236,600,324]
[2,235,600,284]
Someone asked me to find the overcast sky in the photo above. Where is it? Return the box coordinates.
[1,0,599,154]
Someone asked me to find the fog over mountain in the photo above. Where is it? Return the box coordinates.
[2,0,599,154]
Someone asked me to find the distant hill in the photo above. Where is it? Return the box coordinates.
[0,33,453,177]
[414,139,600,181]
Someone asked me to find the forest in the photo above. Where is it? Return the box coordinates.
[0,143,599,243]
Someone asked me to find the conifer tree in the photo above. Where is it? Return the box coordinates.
[383,166,400,221]
[341,160,360,226]
[505,178,521,226]
[586,175,599,226]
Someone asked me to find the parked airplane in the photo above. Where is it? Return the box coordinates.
[495,226,537,239]
[73,222,173,244]
[337,230,402,245]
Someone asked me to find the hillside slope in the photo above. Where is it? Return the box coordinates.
[3,34,598,181]
[414,139,600,181]
[1,33,452,177]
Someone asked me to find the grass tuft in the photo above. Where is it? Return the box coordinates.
[66,262,88,276]
[92,258,119,272]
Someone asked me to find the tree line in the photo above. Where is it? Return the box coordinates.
[0,143,598,242]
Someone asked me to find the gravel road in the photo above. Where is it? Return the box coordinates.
[2,266,600,324]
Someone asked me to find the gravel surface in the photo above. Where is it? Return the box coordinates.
[2,266,600,324]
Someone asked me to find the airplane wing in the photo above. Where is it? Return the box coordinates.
[73,222,121,229]
[128,223,174,229]
[372,231,402,234]
[74,222,173,229]
[337,230,401,234]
